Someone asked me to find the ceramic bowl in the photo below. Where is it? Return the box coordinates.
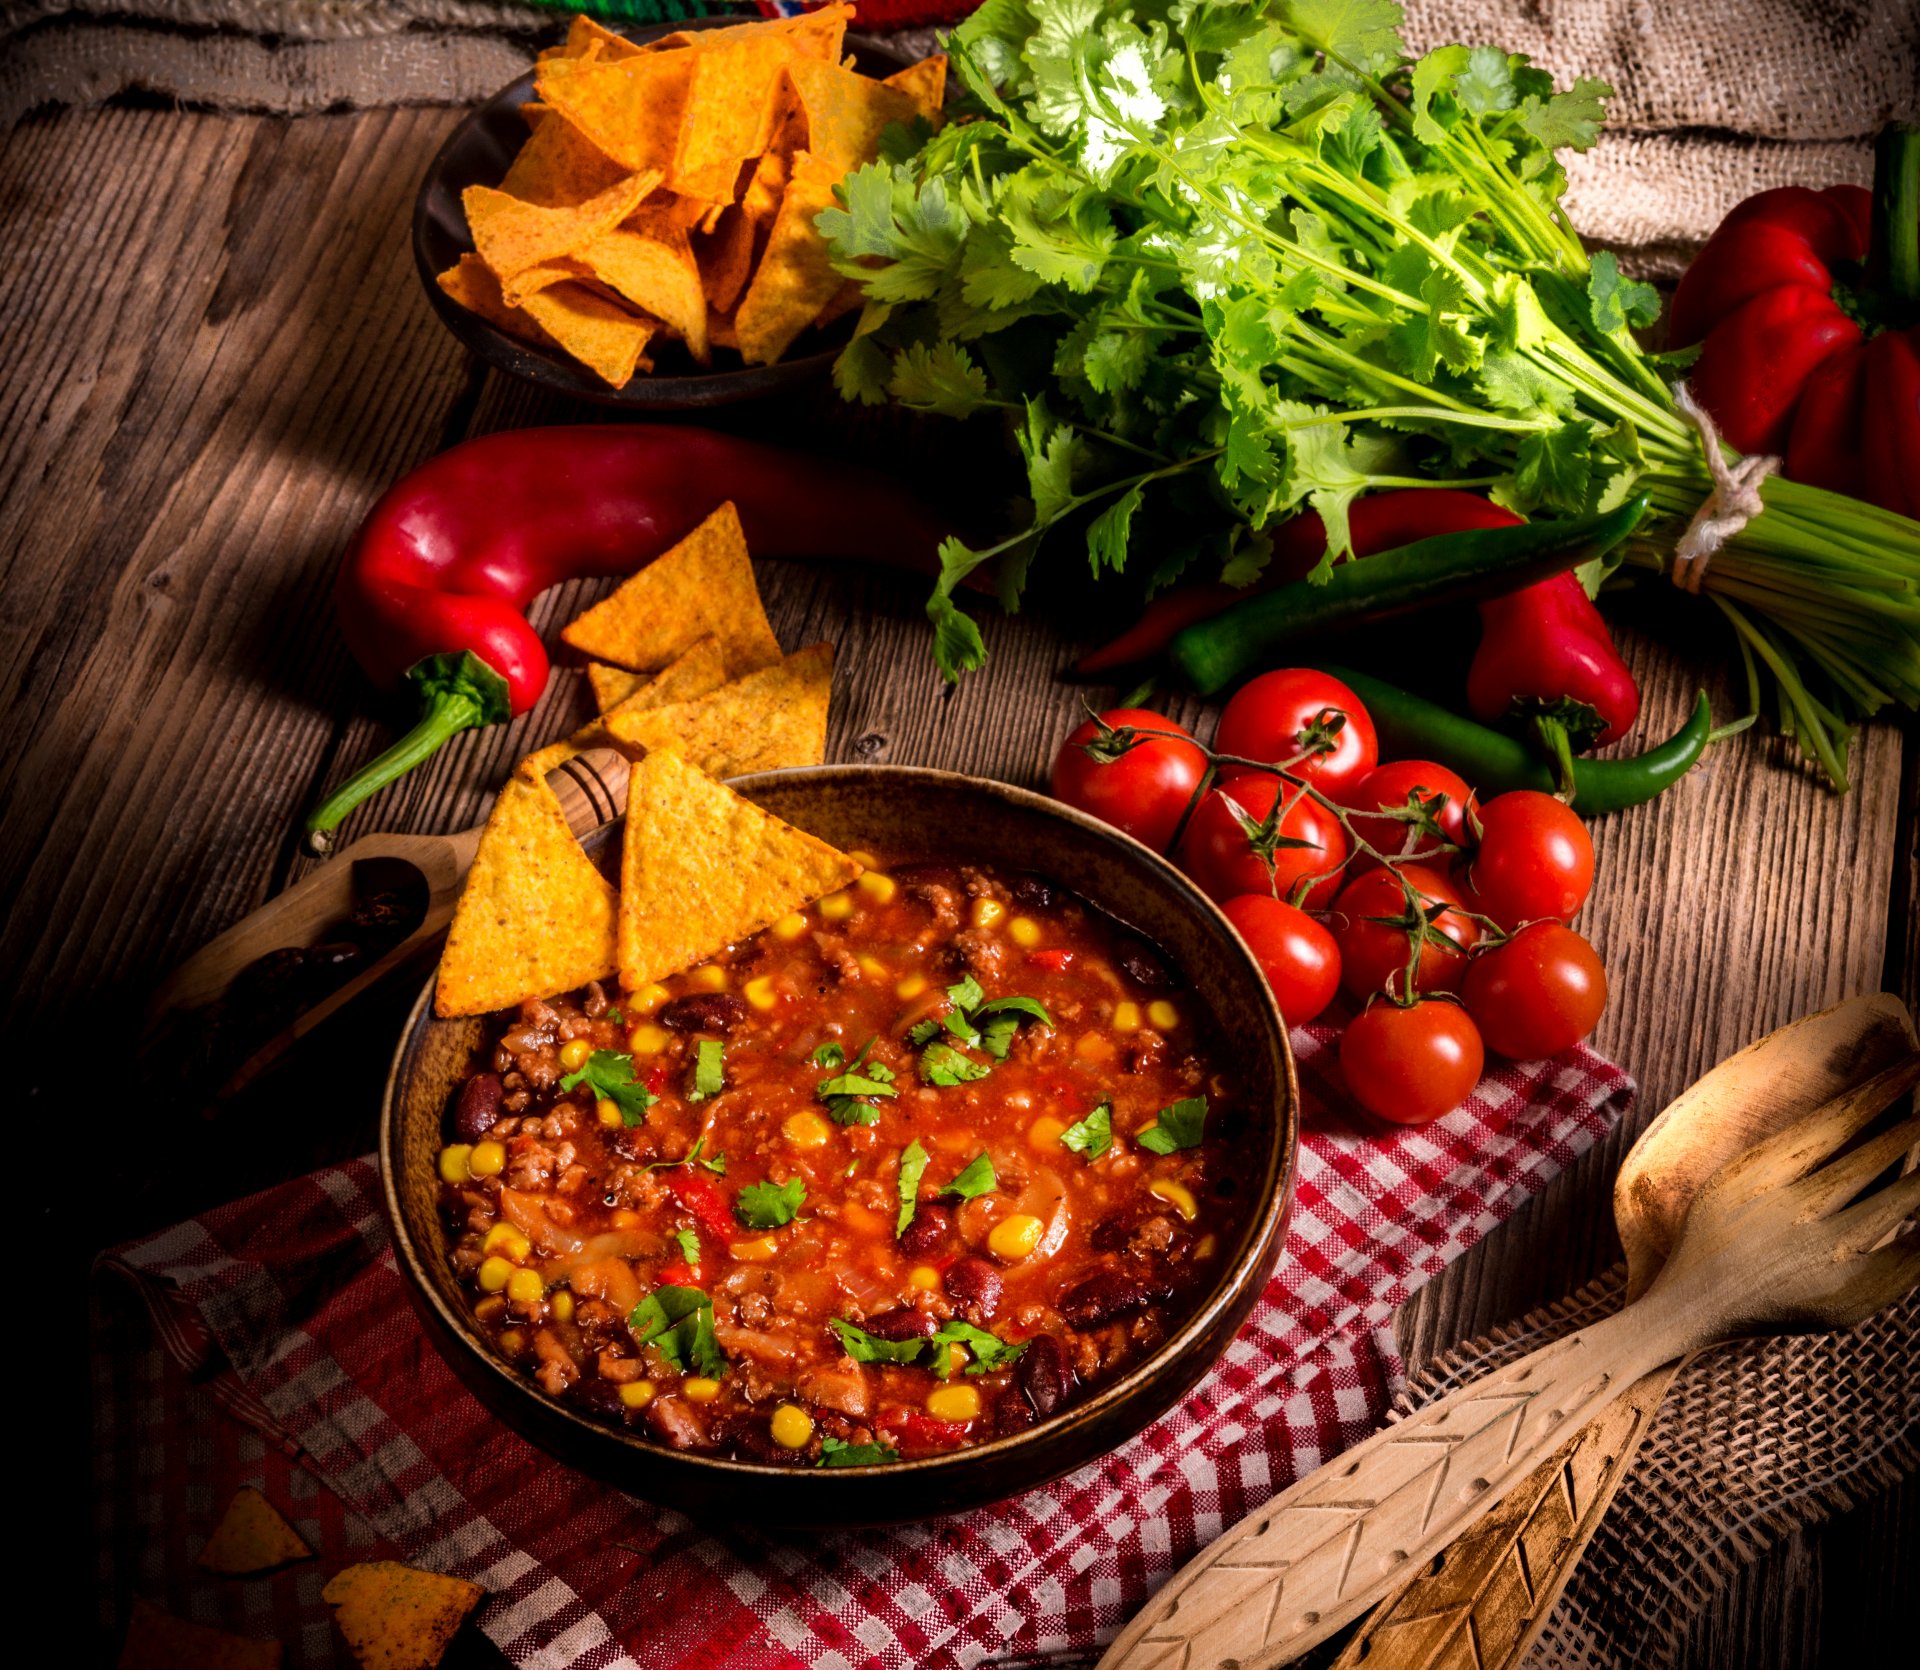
[381,764,1297,1524]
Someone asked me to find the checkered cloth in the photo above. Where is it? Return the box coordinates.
[93,1025,1630,1668]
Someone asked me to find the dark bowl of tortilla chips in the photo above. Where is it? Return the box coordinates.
[414,11,929,407]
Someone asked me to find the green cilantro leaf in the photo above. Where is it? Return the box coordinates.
[700,1150,727,1175]
[1585,250,1660,336]
[735,1177,807,1230]
[1137,1096,1208,1155]
[928,1319,1029,1378]
[819,1437,900,1467]
[628,1285,726,1378]
[644,1134,712,1174]
[896,1140,930,1236]
[920,1041,993,1086]
[558,1050,655,1127]
[604,1006,624,1024]
[1061,1102,1113,1159]
[974,995,1054,1060]
[817,1037,898,1124]
[946,975,986,1013]
[941,1153,998,1200]
[905,1017,944,1049]
[674,1227,701,1266]
[687,1038,724,1103]
[829,1317,929,1366]
[811,1041,846,1070]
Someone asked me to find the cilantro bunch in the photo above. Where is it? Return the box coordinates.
[823,0,1920,786]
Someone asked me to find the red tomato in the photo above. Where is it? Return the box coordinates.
[1214,669,1378,799]
[1339,999,1486,1125]
[1465,792,1595,927]
[1049,708,1208,852]
[1178,777,1349,907]
[1221,895,1341,1025]
[1463,923,1608,1059]
[1330,863,1483,1000]
[1345,759,1477,870]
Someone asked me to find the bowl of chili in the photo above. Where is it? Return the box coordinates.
[381,765,1298,1524]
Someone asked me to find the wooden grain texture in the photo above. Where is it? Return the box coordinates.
[1,96,1909,1668]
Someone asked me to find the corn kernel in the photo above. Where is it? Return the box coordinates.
[629,982,669,1015]
[945,1343,971,1376]
[467,1140,506,1179]
[1075,1032,1117,1064]
[970,896,1005,930]
[1148,1000,1181,1030]
[818,890,854,922]
[1028,1116,1068,1151]
[1149,1179,1198,1221]
[857,955,887,979]
[682,1377,722,1403]
[987,1213,1046,1261]
[1111,1001,1142,1033]
[473,1296,507,1323]
[856,871,897,904]
[689,964,728,992]
[784,1110,834,1149]
[847,850,879,869]
[772,912,808,941]
[483,1223,531,1261]
[770,1404,815,1449]
[498,1329,525,1355]
[557,1037,592,1071]
[618,1379,655,1409]
[550,1290,575,1323]
[744,975,778,1011]
[506,1267,545,1305]
[477,1256,514,1293]
[894,973,929,1000]
[628,1023,670,1056]
[439,1145,473,1184]
[908,1265,941,1291]
[1195,1234,1218,1261]
[1008,916,1042,948]
[729,1235,782,1261]
[925,1384,982,1423]
[609,1208,642,1230]
[597,1098,622,1129]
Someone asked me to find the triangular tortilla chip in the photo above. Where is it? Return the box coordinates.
[322,1561,485,1670]
[436,779,617,1017]
[546,15,645,64]
[694,208,757,315]
[516,282,657,388]
[498,105,627,208]
[197,1486,313,1575]
[436,255,555,347]
[588,662,647,712]
[783,56,924,174]
[560,501,781,675]
[601,642,833,779]
[644,4,850,64]
[521,636,735,781]
[739,147,790,226]
[535,52,692,176]
[118,1599,281,1670]
[736,151,843,367]
[884,55,948,124]
[815,278,864,329]
[576,215,710,361]
[464,172,658,283]
[669,37,793,202]
[618,749,861,989]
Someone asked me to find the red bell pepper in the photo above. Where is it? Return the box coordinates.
[665,1172,737,1244]
[307,425,948,847]
[1668,124,1919,513]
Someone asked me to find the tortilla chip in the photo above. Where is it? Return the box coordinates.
[436,778,617,1017]
[670,37,793,202]
[884,55,948,124]
[601,642,834,779]
[516,282,656,388]
[588,662,647,712]
[710,309,740,351]
[550,15,645,64]
[561,501,781,674]
[118,1599,281,1670]
[618,748,860,989]
[499,106,627,208]
[645,4,850,64]
[521,636,735,780]
[577,216,709,360]
[736,151,843,366]
[197,1487,313,1576]
[740,147,791,227]
[499,255,597,307]
[694,208,757,315]
[322,1561,485,1670]
[536,51,692,176]
[436,255,555,346]
[464,171,658,282]
[815,279,864,329]
[783,56,924,174]
[647,191,721,230]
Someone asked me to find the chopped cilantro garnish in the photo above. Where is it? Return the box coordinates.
[604,1006,623,1024]
[644,1134,713,1173]
[974,995,1053,1060]
[910,983,1053,1072]
[687,1038,725,1102]
[627,1285,725,1378]
[818,1035,897,1124]
[919,1041,992,1086]
[674,1226,700,1266]
[940,1153,996,1201]
[829,1317,927,1365]
[819,1438,898,1468]
[896,1140,929,1236]
[1061,1103,1113,1160]
[811,1041,846,1069]
[825,1096,883,1127]
[929,1320,1028,1378]
[558,1049,655,1127]
[735,1176,806,1229]
[699,1150,727,1175]
[946,974,985,1014]
[1137,1096,1208,1155]
[905,1016,943,1049]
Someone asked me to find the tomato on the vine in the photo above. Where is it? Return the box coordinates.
[1345,759,1477,870]
[1463,923,1608,1059]
[1220,895,1341,1025]
[1330,863,1483,1000]
[1214,669,1377,800]
[1339,998,1485,1125]
[1049,707,1208,853]
[1177,777,1349,907]
[1465,791,1595,927]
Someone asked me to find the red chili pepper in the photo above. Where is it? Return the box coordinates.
[665,1172,736,1243]
[306,425,948,846]
[1026,949,1073,971]
[656,1260,696,1287]
[1668,126,1919,511]
[886,1410,973,1453]
[1467,572,1641,751]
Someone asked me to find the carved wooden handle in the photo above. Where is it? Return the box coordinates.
[1097,1304,1687,1670]
[547,746,631,835]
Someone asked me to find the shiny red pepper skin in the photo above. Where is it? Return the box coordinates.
[1467,572,1640,747]
[664,1172,736,1243]
[337,424,949,714]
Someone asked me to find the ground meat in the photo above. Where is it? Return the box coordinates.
[942,929,1007,983]
[648,1399,708,1449]
[1129,1215,1178,1257]
[905,881,960,933]
[737,1290,776,1328]
[812,933,861,983]
[960,869,994,898]
[503,1138,574,1192]
[1123,1035,1169,1074]
[533,1332,578,1396]
[804,1362,873,1417]
[602,1165,671,1212]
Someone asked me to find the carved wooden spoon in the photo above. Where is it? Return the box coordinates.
[1098,1011,1920,1670]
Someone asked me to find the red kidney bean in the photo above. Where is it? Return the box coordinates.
[659,993,748,1032]
[452,1073,505,1141]
[897,1203,952,1256]
[1115,943,1173,990]
[1017,1334,1075,1419]
[944,1256,1004,1323]
[861,1309,938,1342]
[1058,1270,1173,1327]
[1010,874,1056,911]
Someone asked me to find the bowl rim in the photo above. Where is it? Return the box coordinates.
[379,762,1299,1493]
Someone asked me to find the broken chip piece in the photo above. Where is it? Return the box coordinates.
[322,1561,486,1670]
[196,1486,313,1576]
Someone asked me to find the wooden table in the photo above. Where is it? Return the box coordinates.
[8,99,1911,1666]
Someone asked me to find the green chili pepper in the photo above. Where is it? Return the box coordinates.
[1169,497,1649,696]
[1316,664,1715,815]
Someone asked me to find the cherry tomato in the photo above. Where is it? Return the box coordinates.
[1049,708,1207,852]
[1330,863,1483,1000]
[1463,923,1608,1059]
[1220,895,1341,1025]
[1465,791,1595,927]
[1345,759,1477,870]
[1214,669,1378,800]
[1339,999,1486,1125]
[1178,777,1349,907]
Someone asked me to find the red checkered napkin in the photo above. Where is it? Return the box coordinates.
[93,1026,1630,1668]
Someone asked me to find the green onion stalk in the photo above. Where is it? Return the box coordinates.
[822,0,1919,787]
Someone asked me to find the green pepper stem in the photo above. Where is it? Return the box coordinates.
[1871,122,1920,310]
[1531,715,1580,801]
[303,687,487,853]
